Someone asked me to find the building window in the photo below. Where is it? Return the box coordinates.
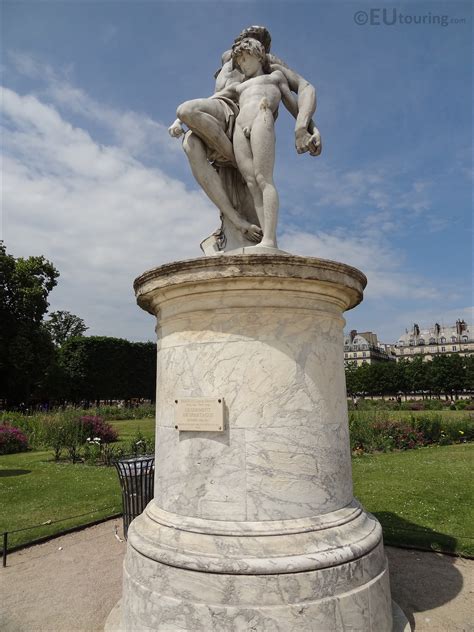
[419,338,425,345]
[353,353,357,358]
[451,336,457,343]
[362,352,366,357]
[441,346,446,352]
[429,338,436,344]
[400,349,404,355]
[452,346,457,351]
[440,337,446,344]
[462,335,468,342]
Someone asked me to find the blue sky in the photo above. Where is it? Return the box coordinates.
[1,1,472,342]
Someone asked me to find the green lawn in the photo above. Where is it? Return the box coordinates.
[111,417,155,447]
[0,449,121,547]
[353,443,473,556]
[1,417,472,555]
[0,418,154,548]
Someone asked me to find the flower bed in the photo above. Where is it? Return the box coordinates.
[0,424,29,455]
[349,411,473,454]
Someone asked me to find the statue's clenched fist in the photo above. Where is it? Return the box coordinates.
[168,119,185,138]
[295,127,322,156]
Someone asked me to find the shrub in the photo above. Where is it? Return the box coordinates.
[0,424,29,455]
[43,415,78,461]
[441,417,474,443]
[84,438,124,466]
[93,403,155,420]
[80,416,118,443]
[373,420,425,450]
[411,414,442,444]
[127,428,154,457]
[0,412,49,449]
[420,399,445,411]
[407,402,424,411]
[42,414,118,462]
[348,410,473,454]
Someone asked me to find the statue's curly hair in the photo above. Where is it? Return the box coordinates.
[231,37,271,74]
[234,25,271,53]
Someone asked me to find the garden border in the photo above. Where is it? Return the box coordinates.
[2,508,122,567]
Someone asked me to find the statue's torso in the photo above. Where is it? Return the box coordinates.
[236,72,281,125]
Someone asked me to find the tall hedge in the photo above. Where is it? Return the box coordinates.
[345,354,473,398]
[59,336,156,403]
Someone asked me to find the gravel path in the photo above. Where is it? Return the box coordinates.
[0,519,472,631]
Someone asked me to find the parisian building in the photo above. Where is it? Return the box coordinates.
[343,330,395,367]
[394,320,473,361]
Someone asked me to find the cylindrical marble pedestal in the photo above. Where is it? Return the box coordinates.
[118,254,402,631]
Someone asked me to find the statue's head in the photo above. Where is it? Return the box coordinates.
[234,25,271,53]
[231,37,271,76]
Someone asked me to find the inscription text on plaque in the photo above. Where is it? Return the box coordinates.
[174,397,224,432]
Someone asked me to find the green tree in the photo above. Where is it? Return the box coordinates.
[59,336,156,403]
[430,355,466,399]
[0,242,59,406]
[45,310,88,347]
[464,355,474,392]
[344,362,359,396]
[404,357,428,397]
[355,363,373,396]
[395,360,410,398]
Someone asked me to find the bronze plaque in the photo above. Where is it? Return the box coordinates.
[174,397,224,432]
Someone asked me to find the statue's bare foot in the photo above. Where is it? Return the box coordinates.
[244,224,263,242]
[260,239,278,248]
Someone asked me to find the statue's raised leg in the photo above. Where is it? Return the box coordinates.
[182,132,262,249]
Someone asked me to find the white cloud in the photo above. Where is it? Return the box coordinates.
[306,163,434,237]
[280,228,439,301]
[7,50,178,158]
[1,85,218,340]
[0,53,450,344]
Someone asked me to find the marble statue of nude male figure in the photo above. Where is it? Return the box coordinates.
[169,26,322,252]
[219,38,298,248]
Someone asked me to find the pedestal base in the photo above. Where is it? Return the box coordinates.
[116,255,406,631]
[108,500,406,631]
[105,600,410,632]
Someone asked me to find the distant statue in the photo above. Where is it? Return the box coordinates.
[169,25,322,253]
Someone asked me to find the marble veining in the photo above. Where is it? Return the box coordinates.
[114,254,399,631]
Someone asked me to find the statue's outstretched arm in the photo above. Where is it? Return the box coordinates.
[273,63,322,157]
[279,74,299,120]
